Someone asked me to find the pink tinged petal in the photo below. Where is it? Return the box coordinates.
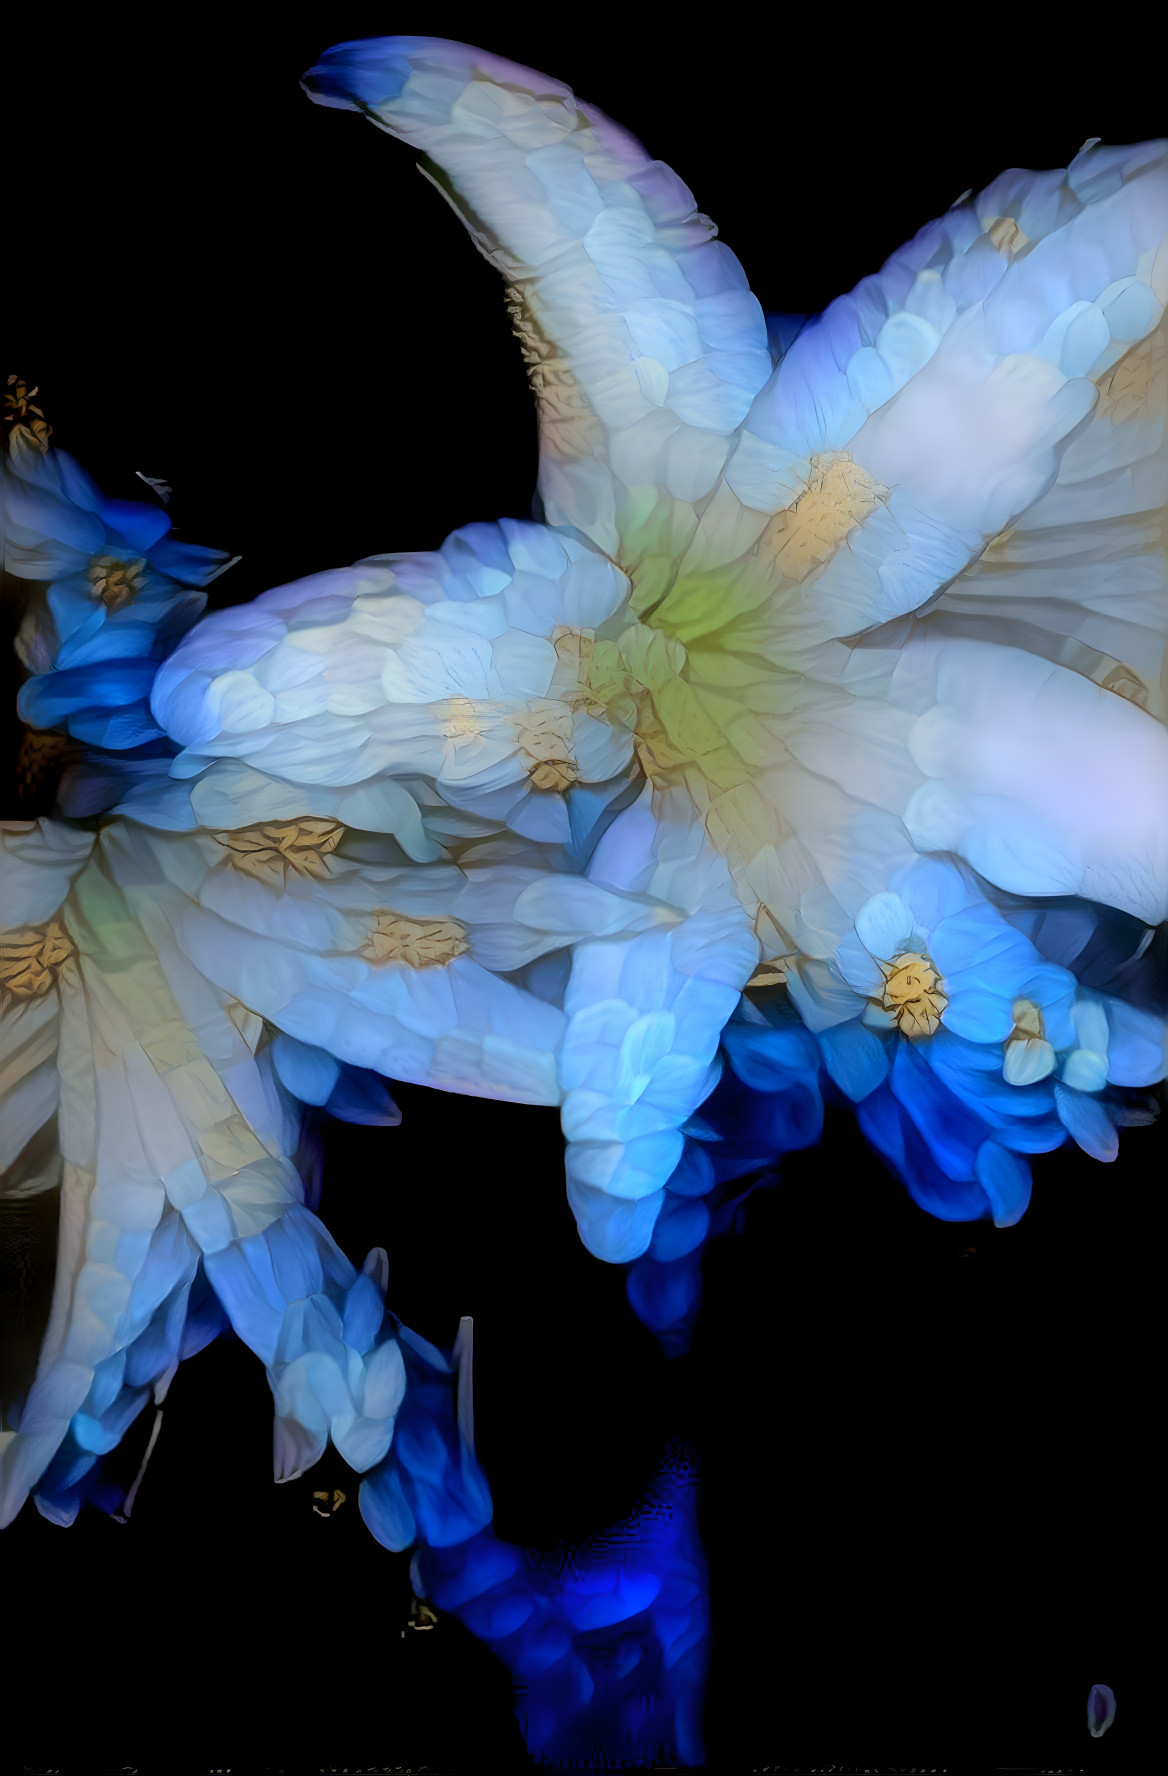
[274,1413,327,1484]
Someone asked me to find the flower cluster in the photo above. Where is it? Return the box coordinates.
[3,423,235,750]
[3,33,1167,1597]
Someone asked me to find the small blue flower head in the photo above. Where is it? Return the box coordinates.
[5,439,235,749]
[835,857,1078,1053]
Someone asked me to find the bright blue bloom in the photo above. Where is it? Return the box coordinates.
[832,856,1079,1051]
[6,442,234,748]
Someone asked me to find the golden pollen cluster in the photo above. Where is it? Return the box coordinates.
[362,910,470,969]
[503,285,604,459]
[551,626,607,721]
[763,450,889,582]
[3,376,52,455]
[881,950,948,1039]
[512,700,578,792]
[984,214,1031,257]
[1095,320,1166,425]
[87,554,146,613]
[0,917,75,1001]
[217,818,343,882]
[441,697,485,744]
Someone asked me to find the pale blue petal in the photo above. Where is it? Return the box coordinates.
[974,1141,1033,1227]
[1054,1084,1119,1160]
[817,1018,891,1101]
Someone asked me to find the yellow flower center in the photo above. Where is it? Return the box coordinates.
[87,554,146,613]
[881,950,947,1039]
[0,917,75,1000]
[216,818,343,881]
[362,910,470,969]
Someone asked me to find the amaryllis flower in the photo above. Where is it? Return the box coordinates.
[4,33,1166,1548]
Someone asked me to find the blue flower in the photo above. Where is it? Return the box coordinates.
[4,441,235,748]
[829,856,1078,1051]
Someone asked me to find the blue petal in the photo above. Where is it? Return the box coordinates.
[18,658,158,725]
[98,495,171,552]
[559,1568,661,1631]
[926,1029,1057,1123]
[146,535,235,586]
[325,1066,402,1126]
[271,1033,342,1106]
[626,1250,702,1335]
[974,1141,1033,1226]
[891,1039,989,1180]
[303,40,416,110]
[1087,1685,1116,1738]
[664,1138,718,1197]
[341,1273,386,1355]
[721,1018,819,1092]
[895,855,978,929]
[816,1018,891,1100]
[648,1193,710,1262]
[359,1463,417,1552]
[1054,1085,1119,1161]
[858,1084,991,1222]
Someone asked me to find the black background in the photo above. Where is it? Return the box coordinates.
[4,12,1163,1773]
